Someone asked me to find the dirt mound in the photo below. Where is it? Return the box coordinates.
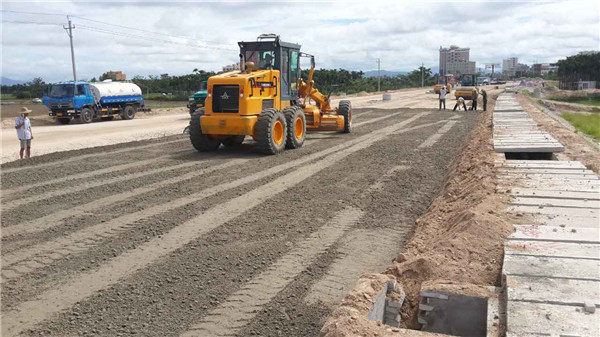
[388,92,512,327]
[321,90,513,335]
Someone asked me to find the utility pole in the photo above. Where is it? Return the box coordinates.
[421,62,424,87]
[376,58,381,92]
[63,16,77,82]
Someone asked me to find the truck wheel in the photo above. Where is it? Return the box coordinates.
[338,100,352,133]
[80,108,94,123]
[189,111,221,152]
[58,118,71,125]
[122,105,136,120]
[222,135,245,147]
[255,108,287,155]
[283,106,305,149]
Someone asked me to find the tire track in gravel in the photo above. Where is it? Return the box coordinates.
[1,111,430,337]
[1,138,186,174]
[303,228,404,307]
[1,111,400,238]
[417,120,458,148]
[304,164,412,307]
[0,112,415,276]
[2,153,218,210]
[1,150,188,199]
[180,207,364,337]
[1,159,248,275]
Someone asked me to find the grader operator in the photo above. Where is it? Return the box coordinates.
[189,34,352,155]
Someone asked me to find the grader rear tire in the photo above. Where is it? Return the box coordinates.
[283,106,305,149]
[255,108,287,155]
[338,100,352,133]
[189,111,221,152]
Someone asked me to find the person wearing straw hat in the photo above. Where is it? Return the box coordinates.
[15,107,34,159]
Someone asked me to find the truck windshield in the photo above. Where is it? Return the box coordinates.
[49,85,74,97]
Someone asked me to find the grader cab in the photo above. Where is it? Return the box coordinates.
[189,34,352,155]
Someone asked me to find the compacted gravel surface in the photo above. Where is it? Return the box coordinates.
[1,107,478,337]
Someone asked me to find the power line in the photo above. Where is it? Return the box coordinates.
[1,20,63,26]
[72,15,223,47]
[76,24,236,51]
[1,9,67,17]
[1,9,230,49]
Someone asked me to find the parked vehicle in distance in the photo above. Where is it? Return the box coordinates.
[188,81,208,115]
[31,98,42,103]
[43,80,148,124]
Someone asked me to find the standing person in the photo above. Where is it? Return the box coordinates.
[439,85,447,110]
[471,88,478,111]
[481,89,488,112]
[15,107,33,159]
[453,97,467,111]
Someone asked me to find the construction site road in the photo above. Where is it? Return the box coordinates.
[1,106,478,337]
[2,85,497,164]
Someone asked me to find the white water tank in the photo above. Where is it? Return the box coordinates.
[89,81,142,101]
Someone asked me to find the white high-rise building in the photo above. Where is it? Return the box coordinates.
[439,45,476,76]
[502,57,518,77]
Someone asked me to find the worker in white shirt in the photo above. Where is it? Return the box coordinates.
[15,107,34,159]
[438,86,447,110]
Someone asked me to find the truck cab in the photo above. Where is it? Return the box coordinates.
[43,82,95,124]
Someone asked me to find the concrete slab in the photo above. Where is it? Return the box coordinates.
[505,240,600,259]
[498,173,599,180]
[511,197,600,209]
[503,254,600,280]
[498,169,596,176]
[515,214,600,228]
[506,275,600,307]
[509,205,600,217]
[508,189,600,200]
[509,225,600,243]
[497,160,586,167]
[506,302,600,336]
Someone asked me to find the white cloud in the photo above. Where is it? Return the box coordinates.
[1,0,598,82]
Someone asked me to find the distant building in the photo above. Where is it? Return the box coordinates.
[502,57,518,77]
[439,45,476,77]
[104,70,126,81]
[515,63,530,77]
[532,63,558,76]
[222,64,240,72]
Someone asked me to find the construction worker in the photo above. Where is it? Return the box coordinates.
[481,89,488,112]
[471,88,478,111]
[438,85,447,110]
[453,97,467,111]
[15,107,33,159]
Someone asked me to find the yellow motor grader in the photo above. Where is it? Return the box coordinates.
[189,34,351,155]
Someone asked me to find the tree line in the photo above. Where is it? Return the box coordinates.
[557,51,600,89]
[1,66,436,100]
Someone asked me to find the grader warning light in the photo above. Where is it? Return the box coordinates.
[189,34,352,155]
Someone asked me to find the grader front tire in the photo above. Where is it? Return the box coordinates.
[283,106,306,149]
[338,100,352,133]
[255,108,287,155]
[189,111,221,152]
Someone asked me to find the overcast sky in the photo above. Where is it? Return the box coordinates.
[1,0,599,83]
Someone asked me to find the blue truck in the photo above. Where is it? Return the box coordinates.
[43,80,147,124]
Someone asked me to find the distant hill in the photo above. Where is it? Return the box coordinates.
[363,70,409,78]
[1,77,25,86]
